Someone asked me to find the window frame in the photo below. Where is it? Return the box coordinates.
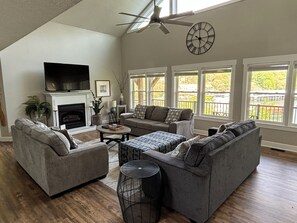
[172,60,236,120]
[242,54,297,129]
[128,67,167,109]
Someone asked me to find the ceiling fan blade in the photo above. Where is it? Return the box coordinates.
[159,23,170,34]
[119,12,149,20]
[162,11,195,20]
[116,21,145,26]
[162,19,193,26]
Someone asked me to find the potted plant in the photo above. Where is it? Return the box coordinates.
[91,91,104,125]
[23,96,51,124]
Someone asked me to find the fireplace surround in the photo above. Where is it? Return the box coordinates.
[44,91,91,128]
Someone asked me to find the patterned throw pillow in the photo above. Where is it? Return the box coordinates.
[171,135,200,160]
[133,104,147,119]
[164,109,182,124]
[59,129,78,149]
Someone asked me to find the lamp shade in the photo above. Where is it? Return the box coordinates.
[111,100,117,108]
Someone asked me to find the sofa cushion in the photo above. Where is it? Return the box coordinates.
[150,123,170,132]
[150,106,169,122]
[30,128,70,156]
[145,106,156,119]
[133,104,147,119]
[124,118,138,127]
[171,135,200,160]
[185,131,236,167]
[33,121,51,131]
[180,109,193,121]
[226,120,256,137]
[134,119,161,129]
[165,109,183,124]
[15,118,35,134]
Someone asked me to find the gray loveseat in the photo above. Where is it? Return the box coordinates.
[143,120,261,223]
[120,106,194,139]
[11,118,109,197]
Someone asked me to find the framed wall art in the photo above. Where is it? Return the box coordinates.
[95,80,111,97]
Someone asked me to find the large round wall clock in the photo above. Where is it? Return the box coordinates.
[186,22,215,55]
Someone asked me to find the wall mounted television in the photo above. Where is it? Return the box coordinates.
[44,62,90,92]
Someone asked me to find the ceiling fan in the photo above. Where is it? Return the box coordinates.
[117,0,194,34]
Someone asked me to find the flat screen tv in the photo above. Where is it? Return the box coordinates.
[44,62,90,92]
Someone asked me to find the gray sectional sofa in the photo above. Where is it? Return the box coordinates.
[11,118,109,197]
[120,106,194,139]
[143,120,261,223]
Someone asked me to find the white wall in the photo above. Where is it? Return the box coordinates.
[121,0,297,148]
[0,22,122,135]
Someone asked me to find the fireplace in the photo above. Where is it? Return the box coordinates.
[58,103,86,129]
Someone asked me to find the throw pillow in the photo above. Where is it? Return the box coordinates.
[217,121,236,133]
[133,104,147,119]
[59,129,78,149]
[171,135,200,160]
[164,109,182,124]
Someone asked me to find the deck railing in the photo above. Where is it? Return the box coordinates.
[249,104,284,122]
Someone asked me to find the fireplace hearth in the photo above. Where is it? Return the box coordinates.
[58,103,86,129]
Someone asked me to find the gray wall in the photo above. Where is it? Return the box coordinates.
[0,22,122,136]
[121,0,297,148]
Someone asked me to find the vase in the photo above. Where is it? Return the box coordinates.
[120,93,124,105]
[91,114,102,126]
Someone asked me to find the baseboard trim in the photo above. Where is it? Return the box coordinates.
[0,137,12,142]
[193,129,297,153]
[261,140,297,153]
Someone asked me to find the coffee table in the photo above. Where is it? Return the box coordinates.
[97,125,131,144]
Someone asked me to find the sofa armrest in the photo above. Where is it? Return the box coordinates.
[120,112,134,125]
[142,150,210,222]
[169,119,194,139]
[44,142,109,195]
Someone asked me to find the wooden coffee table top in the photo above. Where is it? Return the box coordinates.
[97,125,131,135]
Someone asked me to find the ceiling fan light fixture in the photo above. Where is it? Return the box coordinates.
[148,22,161,29]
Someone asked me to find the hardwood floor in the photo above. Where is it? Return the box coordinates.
[1,133,297,223]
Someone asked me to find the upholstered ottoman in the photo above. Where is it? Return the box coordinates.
[119,131,186,166]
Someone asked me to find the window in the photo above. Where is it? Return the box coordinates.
[246,64,288,123]
[243,54,297,128]
[129,68,166,108]
[177,0,236,13]
[293,66,297,124]
[174,70,198,113]
[202,67,232,117]
[173,60,235,119]
[129,0,242,32]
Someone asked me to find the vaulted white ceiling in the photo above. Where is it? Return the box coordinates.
[53,0,150,37]
[0,0,82,51]
[0,0,151,51]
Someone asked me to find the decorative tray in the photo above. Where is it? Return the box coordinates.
[108,125,124,131]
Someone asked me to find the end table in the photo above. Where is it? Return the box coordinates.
[117,160,162,223]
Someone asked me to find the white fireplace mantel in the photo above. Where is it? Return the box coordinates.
[44,91,92,127]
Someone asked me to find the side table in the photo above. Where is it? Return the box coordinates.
[117,160,162,223]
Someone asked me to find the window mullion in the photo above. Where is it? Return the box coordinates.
[286,62,295,126]
[198,69,203,116]
[171,0,177,14]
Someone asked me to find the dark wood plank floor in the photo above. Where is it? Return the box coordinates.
[1,134,297,222]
